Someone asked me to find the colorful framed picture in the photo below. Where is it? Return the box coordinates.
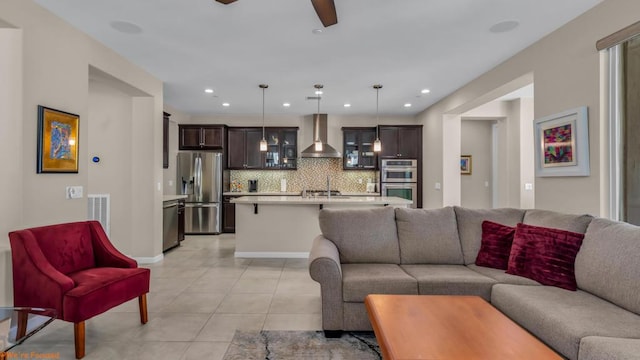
[534,106,589,177]
[460,155,472,175]
[37,105,79,173]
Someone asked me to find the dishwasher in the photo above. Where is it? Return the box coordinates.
[163,200,179,252]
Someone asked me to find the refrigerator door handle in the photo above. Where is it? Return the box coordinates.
[194,154,202,201]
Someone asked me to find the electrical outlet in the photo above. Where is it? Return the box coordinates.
[358,178,363,184]
[66,186,83,199]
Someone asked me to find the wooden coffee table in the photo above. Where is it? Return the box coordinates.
[364,295,561,360]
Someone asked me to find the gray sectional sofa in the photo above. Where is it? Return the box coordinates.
[308,206,640,360]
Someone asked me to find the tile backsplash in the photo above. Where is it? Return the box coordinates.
[230,158,376,193]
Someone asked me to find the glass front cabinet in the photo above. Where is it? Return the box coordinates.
[342,127,377,170]
[263,127,298,170]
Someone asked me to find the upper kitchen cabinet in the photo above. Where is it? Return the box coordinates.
[263,127,298,170]
[378,125,423,159]
[228,127,298,170]
[227,127,263,169]
[342,127,377,170]
[179,124,225,150]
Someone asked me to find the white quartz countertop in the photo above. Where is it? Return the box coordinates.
[231,195,411,205]
[224,191,301,196]
[163,195,188,202]
[224,191,380,196]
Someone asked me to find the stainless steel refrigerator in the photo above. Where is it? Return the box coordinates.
[177,152,222,234]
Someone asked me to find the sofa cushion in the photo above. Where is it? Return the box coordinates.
[575,218,640,315]
[475,221,515,270]
[522,209,592,233]
[466,264,540,286]
[319,207,400,264]
[401,265,496,301]
[507,223,584,291]
[578,336,640,360]
[454,207,525,265]
[491,284,640,360]
[341,264,417,302]
[396,207,463,264]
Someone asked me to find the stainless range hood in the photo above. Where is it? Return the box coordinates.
[301,114,341,158]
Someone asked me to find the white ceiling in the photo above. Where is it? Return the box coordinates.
[34,0,601,117]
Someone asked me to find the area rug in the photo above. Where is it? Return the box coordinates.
[222,330,381,360]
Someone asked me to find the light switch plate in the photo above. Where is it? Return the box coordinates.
[66,186,83,199]
[524,183,533,190]
[435,182,441,190]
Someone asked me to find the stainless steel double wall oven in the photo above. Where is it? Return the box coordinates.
[380,159,418,208]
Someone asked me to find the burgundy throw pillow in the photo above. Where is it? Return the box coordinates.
[507,223,585,291]
[475,221,516,270]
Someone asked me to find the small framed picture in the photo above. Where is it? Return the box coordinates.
[37,105,79,173]
[460,155,472,175]
[534,106,589,177]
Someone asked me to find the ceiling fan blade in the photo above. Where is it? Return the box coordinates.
[216,0,237,4]
[310,0,337,27]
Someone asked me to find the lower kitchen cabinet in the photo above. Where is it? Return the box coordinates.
[222,196,237,233]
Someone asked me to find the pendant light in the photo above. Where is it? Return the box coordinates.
[373,84,382,152]
[314,84,323,151]
[259,84,268,152]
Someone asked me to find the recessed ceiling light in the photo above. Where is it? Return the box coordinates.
[222,102,230,107]
[315,90,323,95]
[421,89,431,94]
[489,20,519,34]
[404,103,412,108]
[109,20,143,35]
[283,103,291,107]
[204,88,214,94]
[344,103,351,108]
[312,29,323,34]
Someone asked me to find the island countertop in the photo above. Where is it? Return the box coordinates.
[231,195,411,206]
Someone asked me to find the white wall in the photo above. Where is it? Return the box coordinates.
[461,120,494,208]
[0,0,164,304]
[418,0,639,215]
[0,28,22,306]
[88,79,134,254]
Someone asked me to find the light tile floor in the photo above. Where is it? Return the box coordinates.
[12,234,322,359]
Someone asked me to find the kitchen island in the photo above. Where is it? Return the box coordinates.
[231,196,411,258]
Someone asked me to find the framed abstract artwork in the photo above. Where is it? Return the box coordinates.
[37,105,79,173]
[533,106,589,177]
[460,155,472,175]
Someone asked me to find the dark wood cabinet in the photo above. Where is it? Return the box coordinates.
[263,127,298,169]
[378,125,422,159]
[228,127,298,170]
[227,128,264,169]
[163,112,170,169]
[179,125,225,150]
[342,127,377,170]
[222,196,237,233]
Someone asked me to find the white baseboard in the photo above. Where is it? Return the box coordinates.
[234,251,309,259]
[133,254,164,264]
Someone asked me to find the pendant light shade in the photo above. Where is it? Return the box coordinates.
[259,84,268,152]
[373,84,383,152]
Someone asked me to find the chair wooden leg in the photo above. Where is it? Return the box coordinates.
[139,294,148,324]
[74,321,85,359]
[17,310,28,340]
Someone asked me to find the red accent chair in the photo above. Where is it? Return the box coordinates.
[9,221,150,359]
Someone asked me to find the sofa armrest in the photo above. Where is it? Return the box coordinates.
[87,221,137,268]
[308,235,344,331]
[9,231,74,312]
